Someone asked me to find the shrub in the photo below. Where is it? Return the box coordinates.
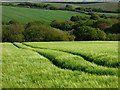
[90,13,100,20]
[24,22,74,41]
[2,24,25,42]
[93,19,113,31]
[70,15,82,22]
[96,28,106,40]
[107,22,120,33]
[106,33,120,41]
[73,26,98,40]
[50,20,74,31]
[65,5,74,11]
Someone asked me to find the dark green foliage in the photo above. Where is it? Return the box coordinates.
[108,22,120,33]
[73,26,106,41]
[96,28,106,40]
[2,23,25,42]
[106,33,120,41]
[70,15,82,22]
[73,26,98,40]
[99,14,107,19]
[90,13,100,20]
[75,7,81,11]
[2,21,75,42]
[65,5,74,11]
[49,5,58,10]
[9,20,20,25]
[93,19,113,30]
[72,19,94,29]
[24,22,74,41]
[50,20,74,31]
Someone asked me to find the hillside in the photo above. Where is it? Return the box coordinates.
[76,2,119,11]
[47,2,119,12]
[2,6,88,23]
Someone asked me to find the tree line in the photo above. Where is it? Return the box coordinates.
[2,14,120,42]
[2,21,74,42]
[50,14,120,41]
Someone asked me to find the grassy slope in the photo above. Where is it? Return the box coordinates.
[46,2,119,17]
[47,2,118,11]
[2,42,118,88]
[2,6,88,23]
[77,2,118,11]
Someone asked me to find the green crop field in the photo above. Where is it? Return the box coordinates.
[2,6,88,23]
[74,2,119,12]
[47,2,119,12]
[97,12,119,16]
[2,41,119,88]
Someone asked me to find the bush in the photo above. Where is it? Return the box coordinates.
[24,22,74,41]
[107,22,120,33]
[73,26,107,41]
[49,5,58,10]
[70,15,82,22]
[96,28,106,40]
[93,19,113,31]
[106,33,120,41]
[50,20,74,31]
[2,24,25,42]
[65,5,74,11]
[90,13,100,20]
[73,26,98,40]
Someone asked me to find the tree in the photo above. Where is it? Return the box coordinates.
[96,28,106,40]
[24,22,74,41]
[49,5,58,10]
[2,24,25,42]
[90,13,100,20]
[9,20,20,25]
[106,33,120,41]
[50,20,74,31]
[93,19,113,31]
[108,22,120,33]
[70,15,82,22]
[99,14,107,19]
[73,26,98,40]
[65,5,74,11]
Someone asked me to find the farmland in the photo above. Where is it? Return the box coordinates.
[2,6,88,23]
[2,41,119,88]
[75,2,119,12]
[48,2,119,12]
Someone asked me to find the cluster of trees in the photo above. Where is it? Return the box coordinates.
[2,12,120,42]
[2,21,75,42]
[50,14,120,41]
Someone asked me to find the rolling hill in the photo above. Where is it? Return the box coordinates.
[2,6,88,23]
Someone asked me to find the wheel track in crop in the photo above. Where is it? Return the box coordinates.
[21,43,118,76]
[12,43,74,72]
[12,43,118,76]
[22,43,119,68]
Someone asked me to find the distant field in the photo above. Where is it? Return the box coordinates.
[2,6,88,23]
[47,2,118,12]
[97,12,119,16]
[75,2,119,11]
[2,41,119,88]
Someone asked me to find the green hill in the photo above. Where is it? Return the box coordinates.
[73,2,118,12]
[2,6,88,23]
